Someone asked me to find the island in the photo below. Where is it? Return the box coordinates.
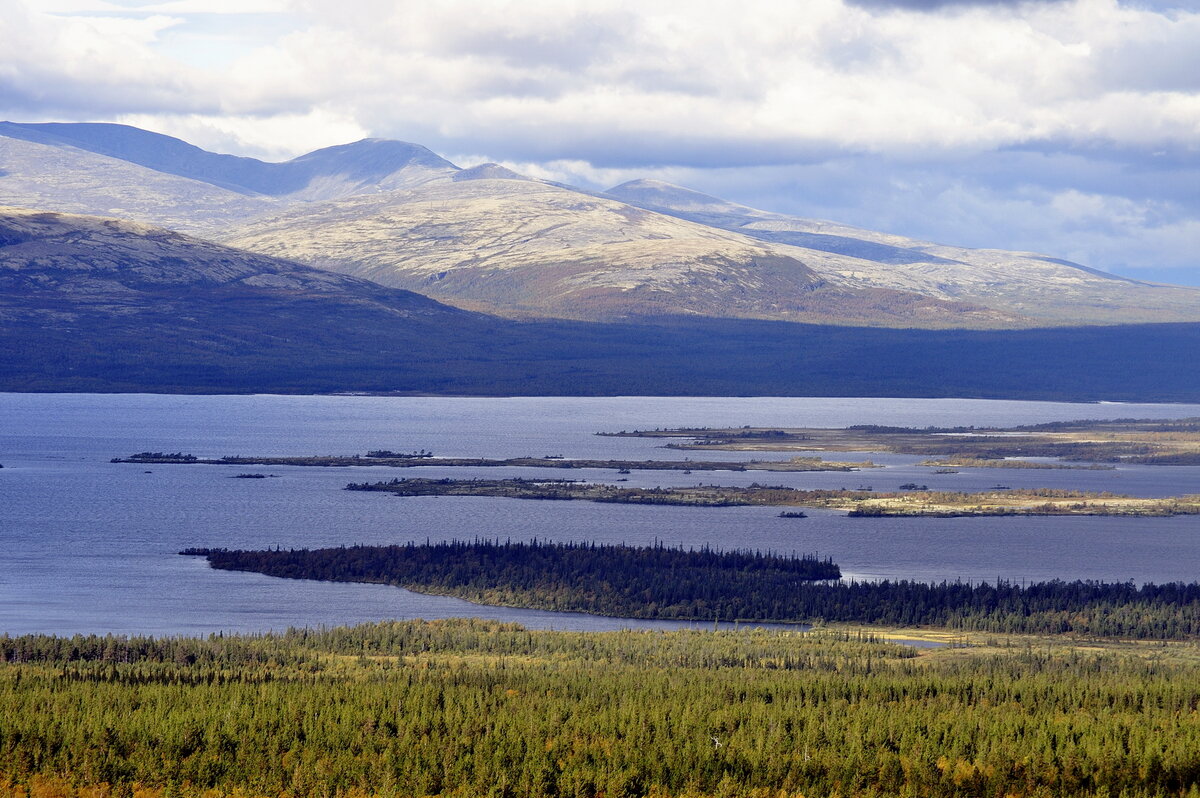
[343,476,1200,517]
[601,416,1200,465]
[112,451,876,472]
[182,540,840,623]
[180,540,1200,639]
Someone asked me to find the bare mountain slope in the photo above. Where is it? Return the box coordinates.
[0,123,459,236]
[0,134,275,234]
[607,179,1200,325]
[0,206,480,335]
[224,175,1014,326]
[3,122,1197,328]
[0,122,458,201]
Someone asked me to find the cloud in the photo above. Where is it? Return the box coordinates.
[844,0,1066,9]
[7,0,1199,162]
[1,0,1199,282]
[115,108,369,160]
[620,149,1200,282]
[0,0,215,115]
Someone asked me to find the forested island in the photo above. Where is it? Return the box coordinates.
[182,541,1200,638]
[112,452,875,472]
[183,541,839,622]
[604,417,1200,465]
[344,476,1200,517]
[3,620,1199,798]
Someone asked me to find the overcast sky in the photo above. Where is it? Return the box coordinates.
[2,0,1198,284]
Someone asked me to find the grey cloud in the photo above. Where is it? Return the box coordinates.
[369,104,1200,283]
[847,0,1189,12]
[565,146,1200,285]
[844,0,1067,10]
[1090,29,1200,92]
[0,76,218,118]
[606,67,735,99]
[405,127,855,171]
[436,13,630,72]
[700,152,1195,283]
[994,142,1200,208]
[1116,1,1196,11]
[817,27,903,72]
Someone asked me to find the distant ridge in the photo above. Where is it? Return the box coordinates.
[2,121,1199,328]
[0,122,458,200]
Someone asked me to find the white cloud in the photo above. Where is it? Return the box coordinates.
[139,0,293,13]
[3,0,1200,281]
[0,0,212,114]
[7,0,1200,159]
[115,108,368,159]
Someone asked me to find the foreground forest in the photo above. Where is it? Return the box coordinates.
[2,620,1200,798]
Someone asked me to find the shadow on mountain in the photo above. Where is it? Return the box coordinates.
[4,304,1199,401]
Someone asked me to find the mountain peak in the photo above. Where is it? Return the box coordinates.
[290,138,457,173]
[0,122,458,201]
[452,163,529,182]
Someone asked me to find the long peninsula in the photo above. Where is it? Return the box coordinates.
[345,477,1200,517]
[112,451,875,472]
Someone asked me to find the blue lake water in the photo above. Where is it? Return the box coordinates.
[2,393,1199,636]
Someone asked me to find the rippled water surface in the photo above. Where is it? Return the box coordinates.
[3,393,1199,636]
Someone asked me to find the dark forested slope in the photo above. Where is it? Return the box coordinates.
[2,207,1200,399]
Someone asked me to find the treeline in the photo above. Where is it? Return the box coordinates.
[182,540,1200,638]
[2,620,1200,798]
[183,540,841,622]
[1015,417,1200,432]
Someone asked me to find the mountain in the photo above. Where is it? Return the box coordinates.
[222,175,1017,327]
[606,180,1200,325]
[0,130,274,234]
[2,206,1199,400]
[2,122,1199,329]
[0,122,458,200]
[0,123,457,235]
[0,206,514,391]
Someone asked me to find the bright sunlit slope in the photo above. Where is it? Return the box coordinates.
[609,179,1200,326]
[3,122,1199,329]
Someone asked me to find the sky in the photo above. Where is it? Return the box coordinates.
[2,0,1198,284]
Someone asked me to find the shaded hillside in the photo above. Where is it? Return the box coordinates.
[0,206,518,392]
[1,208,1199,400]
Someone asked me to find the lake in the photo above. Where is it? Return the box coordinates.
[3,393,1199,636]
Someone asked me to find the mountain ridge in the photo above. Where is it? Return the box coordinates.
[2,121,1198,329]
[2,205,1199,401]
[0,122,458,201]
[222,175,1018,327]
